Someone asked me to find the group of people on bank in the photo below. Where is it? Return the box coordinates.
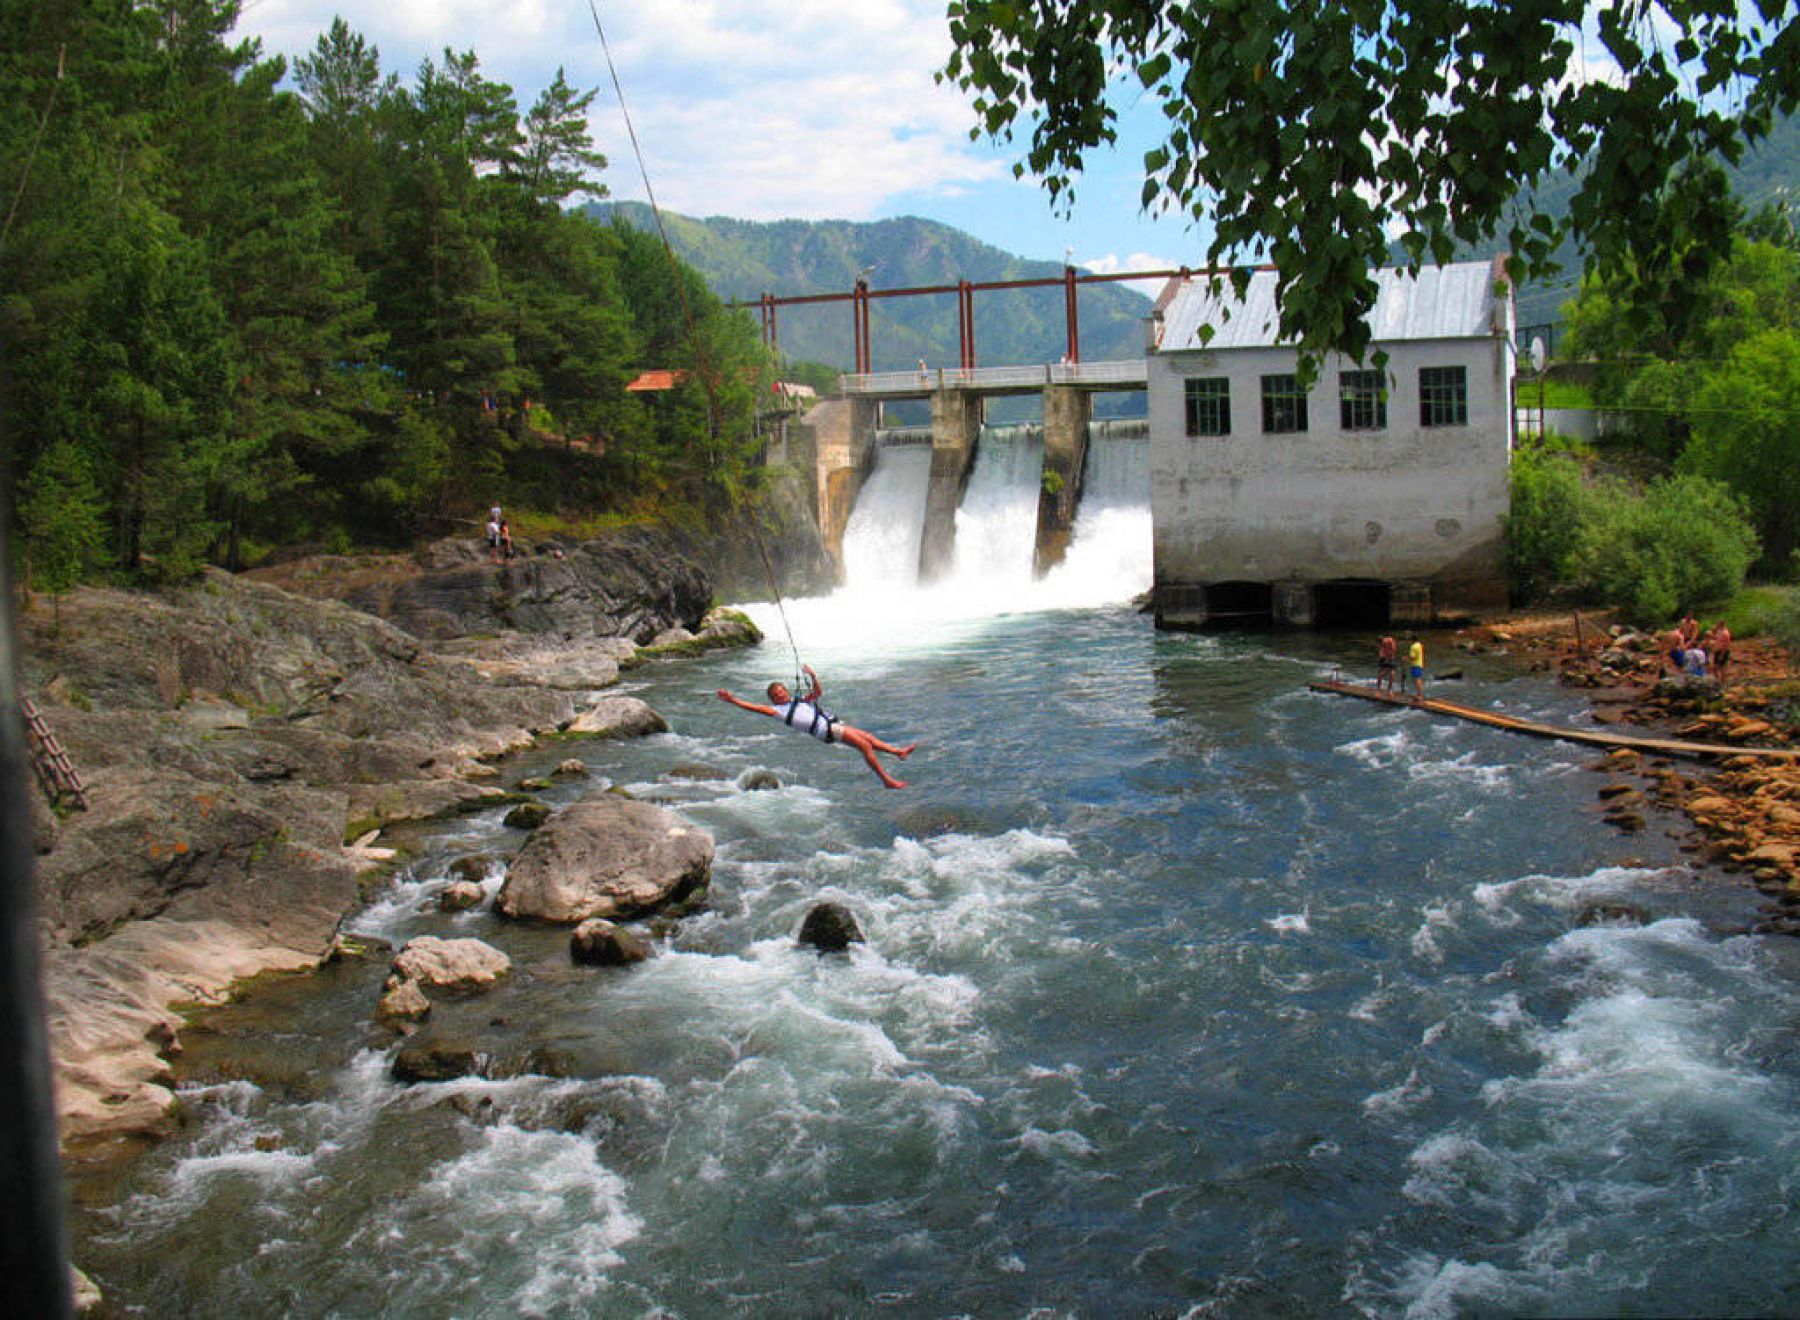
[1666,614,1732,681]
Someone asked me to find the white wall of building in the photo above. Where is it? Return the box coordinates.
[1148,332,1514,618]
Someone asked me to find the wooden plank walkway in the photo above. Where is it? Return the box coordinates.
[1308,678,1800,764]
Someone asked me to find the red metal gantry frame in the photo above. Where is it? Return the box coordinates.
[749,266,1209,377]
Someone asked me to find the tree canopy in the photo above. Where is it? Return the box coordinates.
[943,0,1800,363]
[1,1,776,587]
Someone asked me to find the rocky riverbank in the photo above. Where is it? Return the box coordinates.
[18,531,762,1154]
[1454,612,1800,926]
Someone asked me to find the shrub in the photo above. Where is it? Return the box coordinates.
[1570,475,1760,621]
[1505,441,1592,602]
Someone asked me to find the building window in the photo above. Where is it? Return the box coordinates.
[1419,366,1468,427]
[1184,377,1230,436]
[1261,374,1308,434]
[1339,369,1387,431]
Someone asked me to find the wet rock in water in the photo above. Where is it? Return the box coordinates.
[497,794,714,924]
[326,933,392,963]
[516,776,553,793]
[448,854,500,884]
[570,918,652,966]
[1597,784,1644,806]
[798,902,863,952]
[1433,667,1465,682]
[739,769,781,791]
[390,936,512,992]
[491,1046,583,1079]
[668,762,729,781]
[552,758,589,779]
[893,805,983,838]
[504,801,552,830]
[1605,808,1647,833]
[650,626,696,648]
[375,978,431,1025]
[437,881,485,913]
[392,1041,481,1083]
[562,696,669,739]
[1576,902,1652,928]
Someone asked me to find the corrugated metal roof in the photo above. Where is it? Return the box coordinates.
[1156,259,1505,353]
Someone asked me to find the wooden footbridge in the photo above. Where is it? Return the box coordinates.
[1309,679,1800,763]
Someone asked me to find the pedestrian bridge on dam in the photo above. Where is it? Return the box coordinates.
[807,360,1150,583]
[839,358,1148,400]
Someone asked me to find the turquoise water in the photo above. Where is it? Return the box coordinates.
[71,608,1800,1316]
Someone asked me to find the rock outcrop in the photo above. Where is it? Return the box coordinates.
[569,918,653,966]
[16,551,741,1148]
[798,902,864,952]
[497,794,714,923]
[251,526,715,643]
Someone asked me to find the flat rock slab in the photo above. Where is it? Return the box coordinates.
[497,794,713,923]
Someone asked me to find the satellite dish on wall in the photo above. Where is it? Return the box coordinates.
[1529,336,1547,373]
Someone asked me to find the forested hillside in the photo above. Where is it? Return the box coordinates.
[589,203,1154,373]
[1,2,773,590]
[1508,113,1800,332]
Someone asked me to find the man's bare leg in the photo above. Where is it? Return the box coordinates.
[838,727,908,788]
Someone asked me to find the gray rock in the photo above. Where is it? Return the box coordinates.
[552,759,590,779]
[497,794,714,923]
[390,936,512,991]
[570,918,653,966]
[739,769,781,792]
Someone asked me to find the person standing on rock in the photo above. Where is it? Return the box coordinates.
[1709,621,1732,683]
[717,665,915,789]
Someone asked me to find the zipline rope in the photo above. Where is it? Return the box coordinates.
[585,1,809,689]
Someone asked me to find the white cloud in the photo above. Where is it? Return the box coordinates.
[237,0,993,220]
[1083,251,1185,297]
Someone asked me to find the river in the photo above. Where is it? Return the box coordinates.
[67,602,1800,1317]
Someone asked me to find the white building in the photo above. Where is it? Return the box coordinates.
[1147,258,1516,629]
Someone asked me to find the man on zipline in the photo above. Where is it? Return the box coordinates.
[717,665,915,789]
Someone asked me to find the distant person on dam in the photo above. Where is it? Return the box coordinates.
[717,665,916,789]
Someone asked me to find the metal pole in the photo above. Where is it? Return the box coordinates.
[0,501,74,1316]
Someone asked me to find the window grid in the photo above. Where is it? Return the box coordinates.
[1260,374,1308,434]
[1184,377,1231,436]
[1339,369,1387,431]
[1419,366,1468,427]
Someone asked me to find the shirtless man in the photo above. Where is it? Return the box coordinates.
[718,665,916,789]
[1709,621,1732,682]
[1376,635,1398,694]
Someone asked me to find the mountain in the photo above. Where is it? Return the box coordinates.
[1506,112,1800,332]
[582,203,1153,374]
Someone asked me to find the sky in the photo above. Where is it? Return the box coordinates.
[230,0,1208,288]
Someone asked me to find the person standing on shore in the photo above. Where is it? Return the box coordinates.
[1376,635,1398,694]
[1709,622,1732,682]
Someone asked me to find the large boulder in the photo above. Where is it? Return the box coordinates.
[497,795,713,923]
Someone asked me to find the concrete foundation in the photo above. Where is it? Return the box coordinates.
[919,390,983,582]
[1034,386,1092,576]
[797,396,878,580]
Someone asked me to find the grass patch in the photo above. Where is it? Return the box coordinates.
[506,509,652,541]
[1716,584,1799,638]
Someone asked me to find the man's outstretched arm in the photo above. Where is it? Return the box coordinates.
[718,689,776,717]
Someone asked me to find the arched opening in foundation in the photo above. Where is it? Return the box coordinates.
[1204,580,1274,628]
[1313,579,1392,630]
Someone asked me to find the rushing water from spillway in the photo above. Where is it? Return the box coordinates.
[69,461,1800,1316]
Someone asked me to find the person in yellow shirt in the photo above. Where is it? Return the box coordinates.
[1406,636,1426,702]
